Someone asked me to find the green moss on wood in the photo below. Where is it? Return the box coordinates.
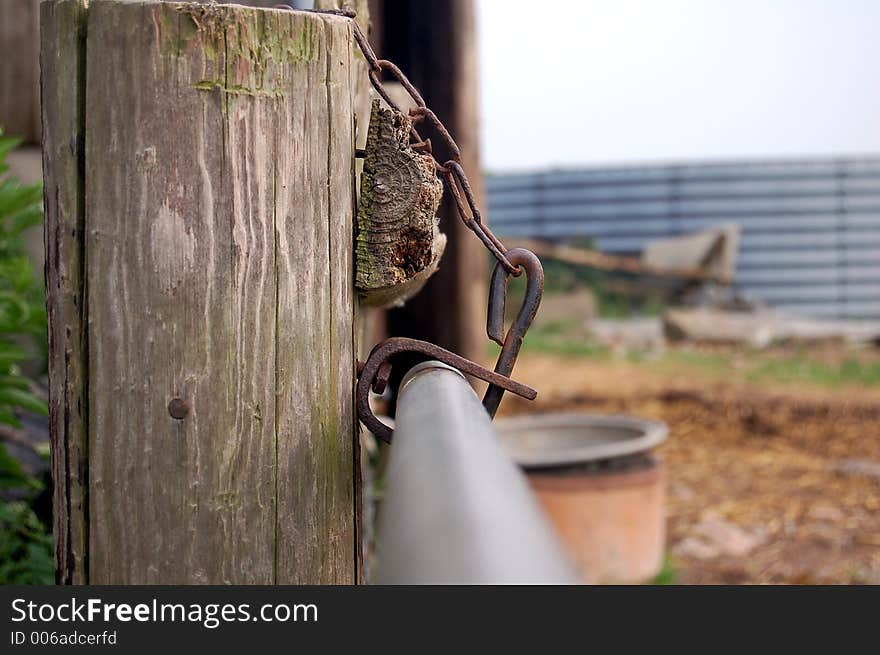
[161,4,323,100]
[193,79,286,99]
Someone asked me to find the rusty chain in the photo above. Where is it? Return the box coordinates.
[276,4,542,440]
[348,10,521,275]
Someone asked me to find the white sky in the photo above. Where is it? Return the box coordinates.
[477,0,880,172]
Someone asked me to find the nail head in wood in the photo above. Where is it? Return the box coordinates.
[168,398,189,420]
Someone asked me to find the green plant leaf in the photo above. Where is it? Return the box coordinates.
[0,443,30,489]
[0,132,52,583]
[0,387,48,416]
[0,500,54,584]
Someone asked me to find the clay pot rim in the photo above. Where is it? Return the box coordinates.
[528,460,664,490]
[495,413,668,468]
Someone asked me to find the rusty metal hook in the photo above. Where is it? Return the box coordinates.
[483,248,544,418]
[357,337,537,443]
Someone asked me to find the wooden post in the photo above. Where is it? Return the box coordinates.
[0,0,41,145]
[42,0,358,584]
[41,0,87,586]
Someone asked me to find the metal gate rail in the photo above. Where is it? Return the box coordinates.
[372,362,577,584]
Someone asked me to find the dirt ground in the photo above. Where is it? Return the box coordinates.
[499,348,880,584]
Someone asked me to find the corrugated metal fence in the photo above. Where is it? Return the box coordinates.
[486,158,880,319]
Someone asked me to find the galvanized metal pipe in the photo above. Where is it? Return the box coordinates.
[372,361,578,584]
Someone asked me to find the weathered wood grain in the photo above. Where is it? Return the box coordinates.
[0,0,41,144]
[41,0,88,586]
[316,0,372,172]
[355,100,444,308]
[315,0,372,583]
[43,0,357,584]
[272,6,357,584]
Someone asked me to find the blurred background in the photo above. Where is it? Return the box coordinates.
[477,0,880,584]
[1,0,878,584]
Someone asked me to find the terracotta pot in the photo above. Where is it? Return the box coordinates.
[527,457,665,584]
[496,414,668,584]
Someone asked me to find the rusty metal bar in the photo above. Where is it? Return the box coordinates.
[372,361,578,584]
[356,336,537,443]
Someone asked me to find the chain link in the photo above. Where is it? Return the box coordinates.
[312,6,522,276]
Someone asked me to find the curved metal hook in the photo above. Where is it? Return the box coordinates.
[357,337,537,443]
[483,248,544,418]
